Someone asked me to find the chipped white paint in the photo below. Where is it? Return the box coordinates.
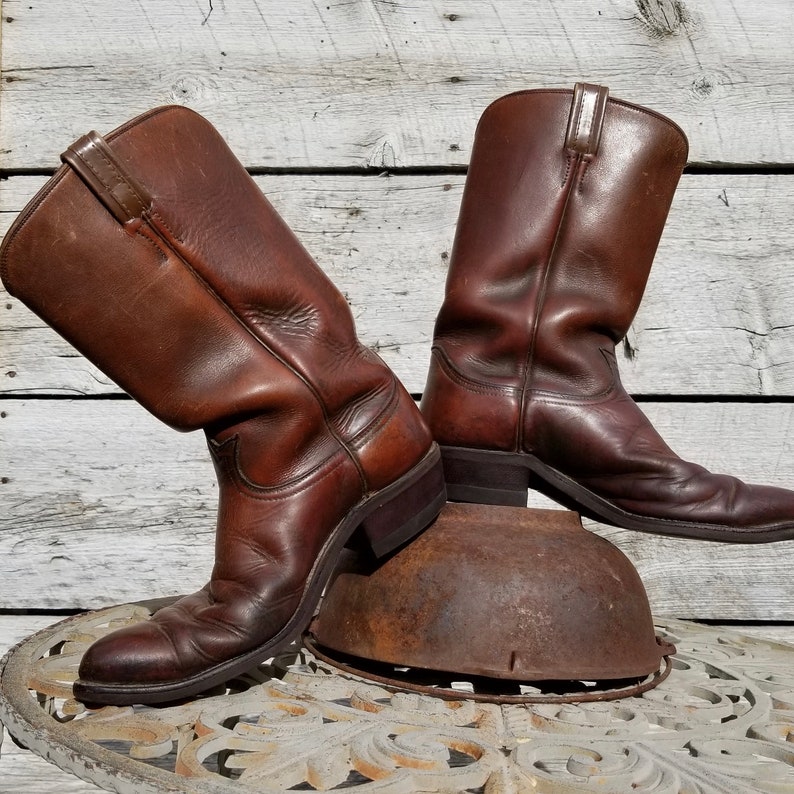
[0,615,791,794]
[0,617,105,792]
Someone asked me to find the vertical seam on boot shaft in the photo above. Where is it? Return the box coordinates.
[515,151,583,452]
[143,211,370,491]
[578,161,592,193]
[482,89,604,451]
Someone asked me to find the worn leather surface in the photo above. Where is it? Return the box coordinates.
[422,86,794,539]
[1,106,436,692]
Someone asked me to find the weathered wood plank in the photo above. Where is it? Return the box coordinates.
[2,0,793,168]
[711,623,794,645]
[2,399,794,619]
[0,401,213,611]
[0,615,67,656]
[4,173,794,396]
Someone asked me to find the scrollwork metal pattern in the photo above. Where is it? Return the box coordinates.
[1,605,793,792]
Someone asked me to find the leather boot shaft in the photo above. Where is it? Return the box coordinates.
[2,106,432,490]
[424,84,794,542]
[423,86,687,451]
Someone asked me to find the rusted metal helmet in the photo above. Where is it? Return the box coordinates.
[308,503,673,702]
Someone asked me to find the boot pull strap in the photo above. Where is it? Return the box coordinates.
[61,131,151,225]
[565,83,609,157]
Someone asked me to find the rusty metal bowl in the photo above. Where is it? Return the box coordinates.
[308,503,673,702]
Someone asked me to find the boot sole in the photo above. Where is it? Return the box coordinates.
[72,444,446,706]
[440,445,794,544]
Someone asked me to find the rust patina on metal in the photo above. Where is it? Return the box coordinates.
[310,503,674,702]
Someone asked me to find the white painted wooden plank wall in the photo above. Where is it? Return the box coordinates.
[2,0,794,656]
[2,0,794,168]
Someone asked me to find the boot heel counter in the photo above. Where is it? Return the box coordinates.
[349,375,434,492]
[421,347,520,452]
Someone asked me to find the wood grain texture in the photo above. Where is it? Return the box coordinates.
[0,615,68,657]
[2,399,794,618]
[711,623,794,645]
[4,172,794,396]
[2,0,793,168]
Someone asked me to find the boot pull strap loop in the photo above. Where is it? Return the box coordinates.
[61,131,151,225]
[565,83,609,157]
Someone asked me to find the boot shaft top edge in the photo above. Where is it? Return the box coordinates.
[476,84,689,160]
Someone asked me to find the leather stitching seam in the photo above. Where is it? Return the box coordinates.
[432,346,520,396]
[134,228,168,261]
[578,160,591,193]
[149,209,186,245]
[525,348,620,403]
[561,153,573,187]
[219,439,353,501]
[516,152,581,448]
[89,142,148,218]
[347,377,400,449]
[573,88,587,151]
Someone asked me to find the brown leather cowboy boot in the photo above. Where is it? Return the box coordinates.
[1,106,445,704]
[422,83,794,543]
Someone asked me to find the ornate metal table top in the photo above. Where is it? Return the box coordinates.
[1,604,794,793]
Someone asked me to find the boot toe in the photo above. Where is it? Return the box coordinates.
[77,620,183,689]
[734,482,794,537]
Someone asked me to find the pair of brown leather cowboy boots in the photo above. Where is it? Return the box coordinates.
[3,84,794,706]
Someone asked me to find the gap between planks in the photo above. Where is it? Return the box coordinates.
[4,173,794,396]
